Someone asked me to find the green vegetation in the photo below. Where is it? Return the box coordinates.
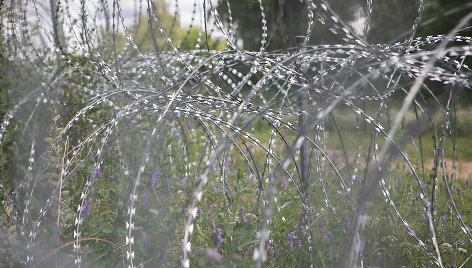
[111,0,225,53]
[2,118,468,267]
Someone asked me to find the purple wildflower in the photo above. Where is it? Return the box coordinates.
[181,176,188,186]
[328,245,335,257]
[142,232,148,250]
[55,221,60,237]
[96,168,103,178]
[172,127,181,137]
[7,71,14,77]
[211,219,216,233]
[342,217,350,230]
[442,215,446,228]
[376,252,382,263]
[216,228,222,249]
[82,200,87,214]
[355,177,363,185]
[332,151,339,163]
[287,232,295,240]
[421,214,427,222]
[412,193,419,205]
[324,232,333,240]
[410,136,417,152]
[216,183,220,192]
[204,249,222,261]
[282,177,287,190]
[86,202,92,216]
[143,188,150,209]
[319,219,326,232]
[151,169,161,188]
[319,217,326,228]
[241,207,247,223]
[187,120,193,131]
[287,232,295,251]
[225,157,229,172]
[457,188,461,196]
[247,245,254,256]
[297,240,302,249]
[397,174,401,185]
[467,181,470,189]
[198,205,203,216]
[269,171,273,184]
[300,226,306,237]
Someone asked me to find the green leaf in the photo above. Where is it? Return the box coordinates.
[46,172,60,179]
[101,227,112,234]
[64,212,76,222]
[238,239,259,248]
[7,225,16,234]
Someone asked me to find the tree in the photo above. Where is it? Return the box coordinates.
[216,0,360,51]
[112,0,224,53]
[367,0,472,43]
[421,0,472,37]
[217,0,472,50]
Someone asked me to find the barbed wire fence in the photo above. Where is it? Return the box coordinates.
[1,0,472,267]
